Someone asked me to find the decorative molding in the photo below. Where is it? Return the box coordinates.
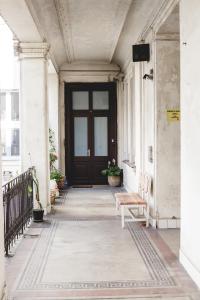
[18,42,50,59]
[123,0,179,71]
[25,0,59,71]
[155,32,180,41]
[108,0,132,63]
[138,0,180,41]
[54,0,75,63]
[60,61,120,72]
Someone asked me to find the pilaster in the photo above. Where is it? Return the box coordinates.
[19,42,51,213]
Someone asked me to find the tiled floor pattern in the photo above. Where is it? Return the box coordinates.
[6,187,200,300]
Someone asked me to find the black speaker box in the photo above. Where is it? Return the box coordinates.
[132,44,150,62]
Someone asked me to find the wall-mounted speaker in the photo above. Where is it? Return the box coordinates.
[132,44,150,62]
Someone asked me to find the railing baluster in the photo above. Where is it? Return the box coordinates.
[2,167,34,255]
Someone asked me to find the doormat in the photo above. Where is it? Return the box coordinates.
[72,185,93,188]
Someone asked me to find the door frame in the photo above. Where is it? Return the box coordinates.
[64,82,117,185]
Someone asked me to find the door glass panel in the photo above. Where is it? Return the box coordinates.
[93,91,109,110]
[94,117,108,156]
[74,117,88,156]
[72,91,89,110]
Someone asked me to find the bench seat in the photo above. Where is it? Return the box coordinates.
[115,173,151,228]
[117,195,147,206]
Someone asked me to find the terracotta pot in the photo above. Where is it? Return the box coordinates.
[108,175,121,187]
[50,190,56,205]
[57,178,65,190]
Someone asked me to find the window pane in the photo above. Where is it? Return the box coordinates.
[11,129,20,156]
[72,91,89,110]
[1,130,7,156]
[94,117,108,156]
[11,92,19,121]
[74,117,88,156]
[93,91,109,110]
[0,92,6,121]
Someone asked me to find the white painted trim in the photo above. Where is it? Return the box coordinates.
[157,218,180,229]
[54,0,74,63]
[24,0,59,72]
[180,249,200,289]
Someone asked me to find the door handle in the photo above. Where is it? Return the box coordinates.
[87,149,91,157]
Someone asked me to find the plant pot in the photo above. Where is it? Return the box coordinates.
[50,190,56,205]
[108,175,121,187]
[33,209,44,222]
[57,178,65,190]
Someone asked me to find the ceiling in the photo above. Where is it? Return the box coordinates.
[26,0,132,67]
[0,0,170,70]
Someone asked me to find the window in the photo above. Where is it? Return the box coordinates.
[0,90,20,159]
[122,71,136,165]
[0,92,6,120]
[11,129,20,156]
[11,92,19,121]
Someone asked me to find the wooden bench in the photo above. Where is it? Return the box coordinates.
[115,173,151,228]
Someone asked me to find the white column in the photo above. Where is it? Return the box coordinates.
[48,72,59,169]
[180,0,200,288]
[0,140,6,298]
[19,42,50,213]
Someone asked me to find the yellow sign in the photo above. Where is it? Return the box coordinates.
[167,110,180,122]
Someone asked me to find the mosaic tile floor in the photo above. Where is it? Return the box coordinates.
[6,188,200,300]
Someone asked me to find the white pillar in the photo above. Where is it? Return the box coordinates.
[19,42,50,213]
[48,72,59,169]
[0,139,6,298]
[180,0,200,288]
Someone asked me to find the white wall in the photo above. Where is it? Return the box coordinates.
[155,37,180,222]
[20,49,50,213]
[180,0,200,288]
[120,3,181,228]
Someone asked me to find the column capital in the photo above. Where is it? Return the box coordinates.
[16,42,50,59]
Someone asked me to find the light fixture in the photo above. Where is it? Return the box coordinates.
[143,68,153,80]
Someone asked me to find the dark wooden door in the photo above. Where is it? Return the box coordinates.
[65,82,117,185]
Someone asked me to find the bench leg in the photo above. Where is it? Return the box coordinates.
[121,205,125,228]
[115,198,119,211]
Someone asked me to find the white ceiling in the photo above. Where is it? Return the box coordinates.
[26,0,132,67]
[0,0,170,70]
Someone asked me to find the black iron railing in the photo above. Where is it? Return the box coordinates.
[3,168,34,255]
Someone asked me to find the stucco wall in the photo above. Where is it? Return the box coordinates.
[121,17,180,226]
[155,38,180,220]
[180,0,200,288]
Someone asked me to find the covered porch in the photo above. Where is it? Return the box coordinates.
[0,0,200,299]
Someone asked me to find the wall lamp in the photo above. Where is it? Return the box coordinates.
[143,68,153,80]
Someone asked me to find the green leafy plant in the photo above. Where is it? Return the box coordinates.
[50,169,64,183]
[101,159,122,177]
[49,129,58,171]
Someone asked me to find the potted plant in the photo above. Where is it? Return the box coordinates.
[101,159,122,187]
[50,169,65,190]
[49,129,58,171]
[28,167,44,222]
